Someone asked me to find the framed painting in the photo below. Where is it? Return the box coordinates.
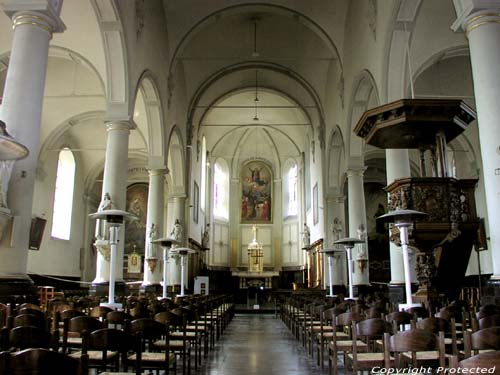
[193,181,199,224]
[313,183,318,225]
[241,160,272,223]
[125,183,148,255]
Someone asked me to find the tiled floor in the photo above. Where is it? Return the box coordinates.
[197,314,325,375]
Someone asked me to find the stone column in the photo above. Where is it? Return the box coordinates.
[166,195,186,289]
[0,3,64,299]
[141,168,165,292]
[229,178,240,268]
[91,121,131,295]
[82,193,99,282]
[452,3,500,304]
[273,179,282,270]
[347,168,369,288]
[386,150,415,303]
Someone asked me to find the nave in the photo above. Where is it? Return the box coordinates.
[198,314,322,375]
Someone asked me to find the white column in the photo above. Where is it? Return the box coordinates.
[347,168,369,286]
[142,168,165,286]
[452,7,500,280]
[93,121,131,284]
[386,150,412,285]
[0,6,64,283]
[166,196,186,287]
[326,195,346,287]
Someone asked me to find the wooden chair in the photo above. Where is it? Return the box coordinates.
[89,305,114,320]
[2,325,56,352]
[478,314,500,330]
[328,311,366,375]
[463,326,500,358]
[104,310,132,329]
[417,316,460,356]
[345,318,393,374]
[385,311,413,332]
[75,327,141,374]
[476,304,500,320]
[315,306,347,370]
[0,303,8,329]
[127,318,176,374]
[4,347,88,375]
[384,329,446,369]
[154,309,192,374]
[11,313,49,331]
[451,350,500,369]
[62,315,102,354]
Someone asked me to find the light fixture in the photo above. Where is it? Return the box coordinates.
[151,236,179,299]
[320,248,344,297]
[333,237,365,300]
[89,208,138,309]
[252,18,260,57]
[0,120,29,160]
[377,209,428,309]
[253,69,259,121]
[168,247,197,297]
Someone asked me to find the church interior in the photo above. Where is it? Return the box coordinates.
[0,0,499,373]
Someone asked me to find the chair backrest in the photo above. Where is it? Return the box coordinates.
[18,307,45,319]
[385,311,413,326]
[365,307,386,319]
[458,351,500,369]
[464,326,500,357]
[478,314,500,330]
[105,310,132,326]
[356,318,392,337]
[416,317,450,333]
[7,348,87,375]
[89,306,113,319]
[7,325,53,351]
[476,304,500,320]
[85,327,141,374]
[385,328,445,368]
[128,318,166,340]
[13,313,48,330]
[66,315,102,334]
[406,306,429,320]
[0,303,8,329]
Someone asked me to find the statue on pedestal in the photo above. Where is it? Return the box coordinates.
[302,223,310,248]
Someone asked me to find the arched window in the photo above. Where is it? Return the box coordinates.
[51,147,75,240]
[213,160,229,220]
[287,164,298,216]
[200,136,207,211]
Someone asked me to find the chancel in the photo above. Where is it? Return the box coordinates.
[0,1,499,373]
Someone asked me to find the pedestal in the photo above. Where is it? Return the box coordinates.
[481,278,500,306]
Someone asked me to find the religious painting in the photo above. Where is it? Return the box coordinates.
[125,183,148,255]
[240,161,272,223]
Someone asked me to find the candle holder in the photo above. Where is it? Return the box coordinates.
[151,237,179,299]
[320,248,344,297]
[377,209,428,309]
[169,247,197,297]
[333,237,365,300]
[89,209,138,310]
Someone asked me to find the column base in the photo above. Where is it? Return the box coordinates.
[388,283,406,304]
[89,281,126,298]
[352,284,372,297]
[481,278,500,306]
[0,277,38,304]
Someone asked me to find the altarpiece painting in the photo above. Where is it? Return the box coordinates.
[241,161,272,223]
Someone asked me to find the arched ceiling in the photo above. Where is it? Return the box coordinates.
[206,89,306,170]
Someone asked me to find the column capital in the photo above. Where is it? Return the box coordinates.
[2,0,66,33]
[105,121,133,133]
[346,167,366,178]
[148,168,166,177]
[452,0,500,33]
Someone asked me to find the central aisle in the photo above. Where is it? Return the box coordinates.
[198,314,323,375]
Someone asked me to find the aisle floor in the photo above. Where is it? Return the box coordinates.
[197,314,326,375]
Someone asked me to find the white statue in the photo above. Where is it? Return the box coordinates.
[148,223,157,242]
[98,192,113,211]
[170,218,183,243]
[0,160,14,210]
[201,223,210,249]
[302,223,310,248]
[331,217,343,244]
